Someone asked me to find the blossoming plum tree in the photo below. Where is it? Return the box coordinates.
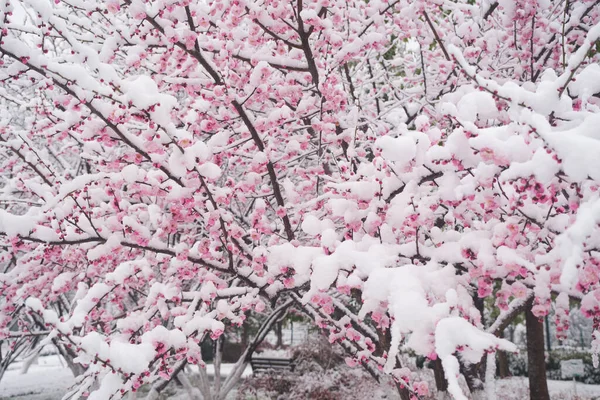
[0,0,600,399]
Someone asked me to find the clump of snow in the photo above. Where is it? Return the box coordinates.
[301,215,335,236]
[436,317,516,400]
[51,272,75,292]
[0,209,38,236]
[375,136,417,168]
[122,75,177,127]
[456,91,497,122]
[360,262,463,370]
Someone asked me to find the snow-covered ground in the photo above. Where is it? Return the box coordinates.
[495,377,600,400]
[2,355,600,399]
[1,355,74,400]
[0,355,253,400]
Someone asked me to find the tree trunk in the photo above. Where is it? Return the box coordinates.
[461,361,484,393]
[497,332,510,378]
[241,319,249,348]
[497,351,510,378]
[213,336,223,396]
[394,381,411,400]
[525,299,550,400]
[544,315,551,351]
[55,342,85,377]
[19,350,40,375]
[461,290,486,394]
[432,357,448,392]
[275,321,283,348]
[373,326,410,400]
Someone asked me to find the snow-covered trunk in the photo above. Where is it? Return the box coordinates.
[460,360,483,394]
[431,357,448,393]
[178,372,202,400]
[196,364,213,400]
[19,349,40,375]
[218,351,249,400]
[525,298,550,400]
[484,352,496,400]
[377,328,410,400]
[394,381,411,400]
[497,332,510,378]
[241,321,249,348]
[145,388,159,400]
[213,337,223,397]
[0,328,39,383]
[0,341,14,384]
[0,362,7,385]
[436,391,452,400]
[50,339,84,377]
[462,295,486,395]
[30,316,83,377]
[275,321,283,348]
[497,351,510,378]
[61,347,85,377]
[371,326,409,400]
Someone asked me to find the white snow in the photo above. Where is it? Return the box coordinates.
[375,136,417,168]
[3,355,600,400]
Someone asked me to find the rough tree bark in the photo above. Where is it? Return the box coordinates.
[525,298,550,400]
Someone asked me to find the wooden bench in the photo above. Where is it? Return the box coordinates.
[250,357,295,374]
